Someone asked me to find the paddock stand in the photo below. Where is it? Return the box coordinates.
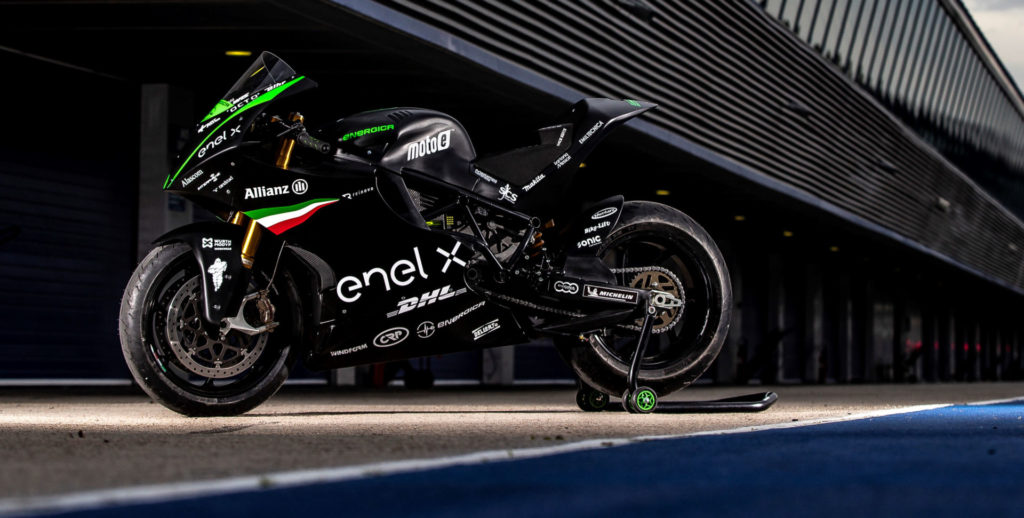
[575,305,778,414]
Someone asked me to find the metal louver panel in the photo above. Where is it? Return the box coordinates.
[370,0,1024,292]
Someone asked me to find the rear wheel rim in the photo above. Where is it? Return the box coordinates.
[594,227,715,372]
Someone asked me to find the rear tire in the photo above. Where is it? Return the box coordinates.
[564,201,732,397]
[119,243,300,416]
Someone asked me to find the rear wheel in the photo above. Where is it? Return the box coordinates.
[564,201,732,397]
[119,243,300,416]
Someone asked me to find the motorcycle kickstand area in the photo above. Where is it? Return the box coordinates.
[599,303,779,414]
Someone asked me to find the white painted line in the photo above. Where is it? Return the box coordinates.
[0,379,133,387]
[0,400,967,517]
[965,395,1024,406]
[637,404,950,441]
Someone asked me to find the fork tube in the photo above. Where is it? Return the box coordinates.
[240,220,262,269]
[230,212,261,269]
[275,112,304,170]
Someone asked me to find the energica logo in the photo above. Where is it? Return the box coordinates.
[291,179,308,195]
[341,124,394,142]
[373,327,409,348]
[578,121,604,145]
[416,321,436,339]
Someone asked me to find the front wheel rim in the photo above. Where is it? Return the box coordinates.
[145,254,285,398]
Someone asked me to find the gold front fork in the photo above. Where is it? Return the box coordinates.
[230,212,261,269]
[231,112,304,269]
[275,112,304,170]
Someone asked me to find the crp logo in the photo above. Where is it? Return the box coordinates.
[591,207,618,220]
[291,179,308,195]
[373,327,409,348]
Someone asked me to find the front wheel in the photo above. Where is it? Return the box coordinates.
[564,201,732,397]
[119,243,300,416]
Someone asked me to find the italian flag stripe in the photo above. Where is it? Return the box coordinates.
[244,198,338,235]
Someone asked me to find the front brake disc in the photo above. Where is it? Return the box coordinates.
[164,276,268,378]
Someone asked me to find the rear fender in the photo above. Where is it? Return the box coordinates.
[565,195,624,256]
[154,222,251,325]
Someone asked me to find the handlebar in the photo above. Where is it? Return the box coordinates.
[295,131,332,154]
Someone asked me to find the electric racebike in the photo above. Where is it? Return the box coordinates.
[119,52,733,416]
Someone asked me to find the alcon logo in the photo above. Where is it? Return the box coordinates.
[181,170,204,187]
[407,129,453,161]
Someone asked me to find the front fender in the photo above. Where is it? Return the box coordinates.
[154,222,251,324]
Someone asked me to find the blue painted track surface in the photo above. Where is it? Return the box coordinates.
[38,403,1024,518]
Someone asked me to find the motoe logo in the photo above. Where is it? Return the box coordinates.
[373,327,409,348]
[406,129,453,161]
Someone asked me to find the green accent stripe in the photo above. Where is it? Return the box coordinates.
[243,198,336,220]
[202,99,233,122]
[164,76,306,189]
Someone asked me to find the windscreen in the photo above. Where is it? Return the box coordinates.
[165,52,312,189]
[200,52,298,124]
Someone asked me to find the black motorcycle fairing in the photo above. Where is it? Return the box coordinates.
[246,178,524,370]
[153,221,252,324]
[279,245,336,353]
[166,154,375,220]
[320,108,477,191]
[473,98,655,215]
[164,52,316,189]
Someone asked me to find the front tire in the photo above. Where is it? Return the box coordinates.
[565,201,732,397]
[119,243,299,416]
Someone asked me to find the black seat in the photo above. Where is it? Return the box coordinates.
[475,123,573,186]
